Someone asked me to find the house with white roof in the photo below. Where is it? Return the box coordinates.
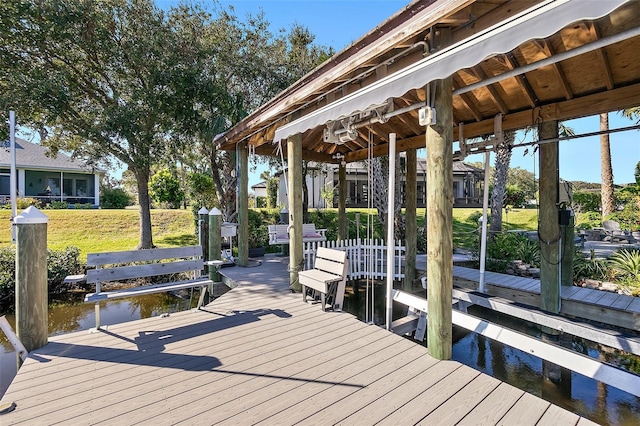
[0,137,104,206]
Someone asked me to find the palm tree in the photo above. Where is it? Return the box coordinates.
[489,130,515,236]
[621,106,640,124]
[598,107,640,219]
[600,113,615,218]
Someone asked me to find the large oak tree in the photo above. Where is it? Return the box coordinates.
[1,1,331,247]
[1,0,227,248]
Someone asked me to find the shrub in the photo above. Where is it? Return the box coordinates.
[17,197,40,209]
[247,209,276,248]
[575,211,602,230]
[609,248,640,295]
[255,196,267,208]
[149,169,184,209]
[487,233,540,267]
[573,249,611,282]
[100,187,132,209]
[466,211,483,225]
[607,197,640,231]
[0,246,84,309]
[0,247,16,307]
[49,201,69,209]
[470,232,540,273]
[572,191,601,213]
[47,246,83,293]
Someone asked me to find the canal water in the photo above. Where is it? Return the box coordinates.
[1,286,639,425]
[343,284,640,426]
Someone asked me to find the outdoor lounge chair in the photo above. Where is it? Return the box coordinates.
[601,220,635,244]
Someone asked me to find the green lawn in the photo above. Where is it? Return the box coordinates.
[0,207,540,259]
[0,208,196,260]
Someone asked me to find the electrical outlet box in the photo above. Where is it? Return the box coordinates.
[559,209,571,226]
[418,107,436,126]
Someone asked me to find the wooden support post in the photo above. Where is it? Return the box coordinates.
[237,142,249,267]
[338,161,347,241]
[539,120,561,313]
[198,207,209,274]
[405,148,417,291]
[426,77,454,360]
[288,132,304,292]
[14,207,49,358]
[208,207,222,282]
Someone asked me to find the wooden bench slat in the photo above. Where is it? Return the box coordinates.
[78,245,210,329]
[316,247,346,263]
[87,245,203,266]
[313,257,346,275]
[84,278,212,302]
[86,259,203,283]
[299,270,342,293]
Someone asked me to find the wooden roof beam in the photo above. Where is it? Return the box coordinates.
[503,52,538,108]
[469,66,509,115]
[457,82,640,140]
[588,23,615,90]
[535,40,574,100]
[452,74,484,121]
[393,99,425,135]
[347,81,640,161]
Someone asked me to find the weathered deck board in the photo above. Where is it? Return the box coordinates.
[0,257,598,425]
[497,392,551,425]
[596,291,622,307]
[456,382,525,425]
[419,373,502,424]
[452,265,639,330]
[627,297,640,313]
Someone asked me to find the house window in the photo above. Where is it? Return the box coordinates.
[47,178,60,196]
[0,170,10,196]
[63,179,73,197]
[76,180,87,197]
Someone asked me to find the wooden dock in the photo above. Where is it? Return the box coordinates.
[451,265,640,331]
[0,256,598,425]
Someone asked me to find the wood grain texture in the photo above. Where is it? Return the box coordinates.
[0,257,597,425]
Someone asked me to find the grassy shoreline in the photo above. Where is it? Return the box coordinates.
[0,208,196,260]
[0,207,540,259]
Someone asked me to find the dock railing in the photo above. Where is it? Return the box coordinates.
[303,238,405,280]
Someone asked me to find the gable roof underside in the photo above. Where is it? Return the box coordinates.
[218,0,640,164]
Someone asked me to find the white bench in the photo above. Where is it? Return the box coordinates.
[268,223,327,245]
[82,245,213,328]
[298,247,348,311]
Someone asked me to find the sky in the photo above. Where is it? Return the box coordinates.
[202,0,638,188]
[17,1,636,187]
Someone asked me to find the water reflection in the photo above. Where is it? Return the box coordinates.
[343,283,640,426]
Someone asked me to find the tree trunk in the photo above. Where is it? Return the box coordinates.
[210,151,237,222]
[490,130,514,237]
[134,167,154,249]
[600,113,615,218]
